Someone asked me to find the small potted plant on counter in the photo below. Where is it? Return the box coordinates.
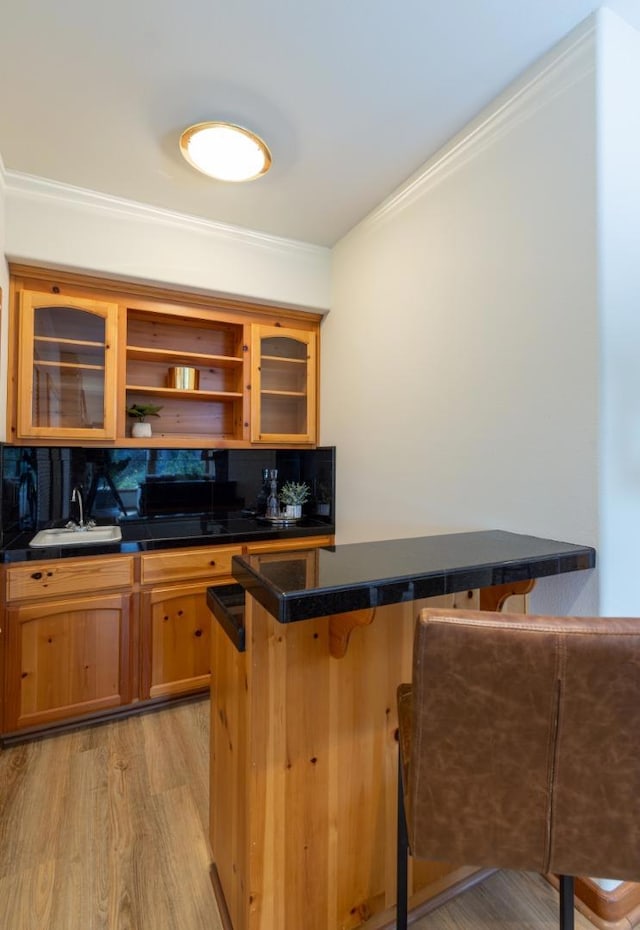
[279,480,311,520]
[126,403,162,438]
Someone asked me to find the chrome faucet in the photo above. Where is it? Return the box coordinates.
[69,485,86,530]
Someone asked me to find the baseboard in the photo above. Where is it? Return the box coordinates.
[547,875,640,929]
[364,867,496,930]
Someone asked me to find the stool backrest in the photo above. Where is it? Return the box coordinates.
[405,608,640,881]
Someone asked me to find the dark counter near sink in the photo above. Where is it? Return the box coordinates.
[0,513,334,563]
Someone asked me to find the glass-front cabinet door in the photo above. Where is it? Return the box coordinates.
[17,291,118,440]
[250,324,317,443]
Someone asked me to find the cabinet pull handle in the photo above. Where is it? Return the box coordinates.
[210,560,216,566]
[31,571,43,580]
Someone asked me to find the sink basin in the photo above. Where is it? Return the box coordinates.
[29,525,123,548]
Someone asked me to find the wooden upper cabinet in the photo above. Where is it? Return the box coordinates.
[250,324,317,444]
[16,290,118,440]
[9,268,322,448]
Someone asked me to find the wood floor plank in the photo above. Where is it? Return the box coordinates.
[0,735,72,880]
[0,861,56,930]
[138,784,220,930]
[141,699,210,834]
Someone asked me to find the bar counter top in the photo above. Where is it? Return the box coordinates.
[231,529,596,622]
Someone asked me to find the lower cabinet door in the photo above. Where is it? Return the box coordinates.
[5,592,132,731]
[141,582,212,700]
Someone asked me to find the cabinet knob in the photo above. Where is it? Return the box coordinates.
[210,560,216,566]
[194,629,203,638]
[31,571,43,580]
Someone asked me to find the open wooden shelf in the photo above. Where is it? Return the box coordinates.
[126,384,243,402]
[126,345,243,368]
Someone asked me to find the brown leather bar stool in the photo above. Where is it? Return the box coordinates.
[396,608,640,930]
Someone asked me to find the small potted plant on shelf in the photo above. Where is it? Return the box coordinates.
[126,403,162,438]
[279,480,310,520]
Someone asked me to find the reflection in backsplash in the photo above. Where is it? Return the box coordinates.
[0,445,335,544]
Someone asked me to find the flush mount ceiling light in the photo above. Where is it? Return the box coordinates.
[179,121,272,182]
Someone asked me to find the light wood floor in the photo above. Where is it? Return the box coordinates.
[0,698,595,930]
[413,870,595,929]
[0,699,220,930]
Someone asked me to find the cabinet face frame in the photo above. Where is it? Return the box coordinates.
[16,290,118,440]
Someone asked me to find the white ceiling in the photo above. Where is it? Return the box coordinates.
[1,0,638,247]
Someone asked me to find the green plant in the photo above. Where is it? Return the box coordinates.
[126,403,162,422]
[279,480,311,506]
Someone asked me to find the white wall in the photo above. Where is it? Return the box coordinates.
[0,161,9,440]
[4,173,331,313]
[597,9,640,615]
[324,20,600,615]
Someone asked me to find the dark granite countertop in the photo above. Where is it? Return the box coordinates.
[229,529,596,623]
[0,513,335,563]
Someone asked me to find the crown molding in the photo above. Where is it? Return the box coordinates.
[345,16,596,243]
[4,169,329,259]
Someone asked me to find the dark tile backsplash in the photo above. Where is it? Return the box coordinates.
[0,444,335,546]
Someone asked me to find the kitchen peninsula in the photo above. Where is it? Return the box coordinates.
[207,530,595,930]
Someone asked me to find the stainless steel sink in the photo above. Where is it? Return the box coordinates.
[29,525,122,548]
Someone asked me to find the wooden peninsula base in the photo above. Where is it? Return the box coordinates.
[207,531,595,930]
[210,589,513,930]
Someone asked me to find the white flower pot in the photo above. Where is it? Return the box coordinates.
[284,504,302,519]
[132,421,152,438]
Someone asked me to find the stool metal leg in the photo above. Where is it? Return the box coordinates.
[397,751,409,930]
[559,875,575,930]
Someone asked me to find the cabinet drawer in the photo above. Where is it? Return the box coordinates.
[6,556,134,603]
[140,545,242,585]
